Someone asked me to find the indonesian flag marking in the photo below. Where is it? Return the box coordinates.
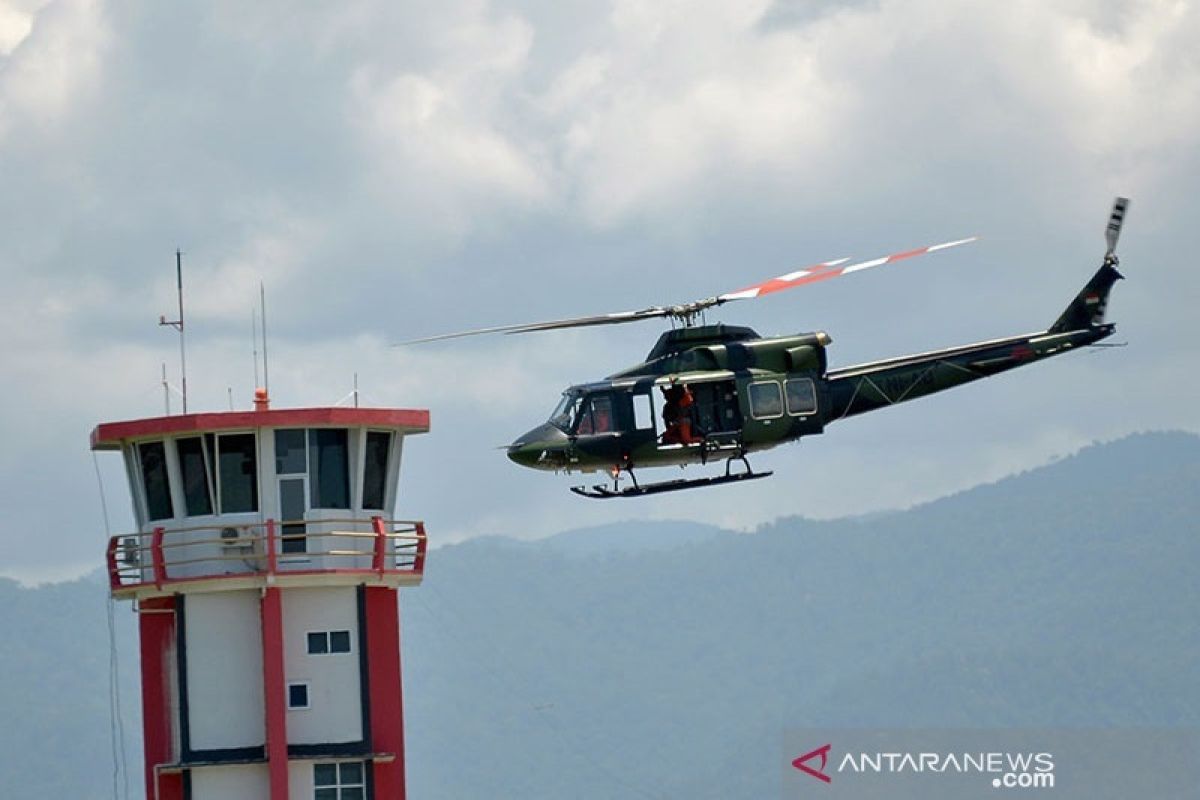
[719,237,977,303]
[1011,344,1035,361]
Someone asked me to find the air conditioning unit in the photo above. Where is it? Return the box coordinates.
[220,526,254,553]
[119,536,141,567]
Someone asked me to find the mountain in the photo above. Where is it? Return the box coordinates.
[0,571,142,797]
[1,431,1196,798]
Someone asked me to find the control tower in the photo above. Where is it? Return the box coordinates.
[91,392,430,800]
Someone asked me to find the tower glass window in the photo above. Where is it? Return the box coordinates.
[362,431,392,510]
[275,428,308,474]
[137,441,174,521]
[216,433,258,513]
[176,436,213,516]
[309,429,350,509]
[307,630,352,655]
[314,761,366,799]
[287,682,310,709]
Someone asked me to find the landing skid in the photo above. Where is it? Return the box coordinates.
[570,457,773,499]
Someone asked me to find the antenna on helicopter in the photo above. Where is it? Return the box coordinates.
[158,249,188,413]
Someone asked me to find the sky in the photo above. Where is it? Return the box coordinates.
[0,0,1196,581]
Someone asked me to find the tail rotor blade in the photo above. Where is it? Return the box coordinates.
[1105,197,1130,258]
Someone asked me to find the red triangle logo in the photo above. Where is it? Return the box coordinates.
[792,743,832,783]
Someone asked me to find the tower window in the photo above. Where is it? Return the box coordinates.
[275,428,308,474]
[362,431,392,510]
[137,441,174,521]
[176,436,213,516]
[329,630,351,653]
[314,761,365,799]
[309,428,350,509]
[307,630,352,655]
[287,682,310,709]
[216,433,259,513]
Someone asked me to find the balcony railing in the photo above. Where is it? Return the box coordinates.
[106,517,427,596]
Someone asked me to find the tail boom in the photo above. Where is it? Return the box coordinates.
[823,324,1114,422]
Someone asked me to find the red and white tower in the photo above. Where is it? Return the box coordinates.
[91,393,429,800]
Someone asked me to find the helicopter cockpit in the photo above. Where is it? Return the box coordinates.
[547,388,617,436]
[547,390,581,432]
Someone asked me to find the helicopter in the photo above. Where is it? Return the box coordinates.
[406,197,1130,498]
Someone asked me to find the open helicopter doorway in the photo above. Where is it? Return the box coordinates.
[651,378,742,448]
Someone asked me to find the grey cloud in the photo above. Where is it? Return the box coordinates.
[0,0,1196,578]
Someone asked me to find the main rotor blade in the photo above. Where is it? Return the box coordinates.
[1105,196,1130,257]
[717,237,978,303]
[396,306,673,344]
[398,235,978,344]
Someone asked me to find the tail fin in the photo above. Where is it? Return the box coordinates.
[1049,197,1129,334]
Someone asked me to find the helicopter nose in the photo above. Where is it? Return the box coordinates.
[507,423,569,470]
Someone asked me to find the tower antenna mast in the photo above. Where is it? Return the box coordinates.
[158,250,188,414]
[252,307,260,391]
[260,280,269,397]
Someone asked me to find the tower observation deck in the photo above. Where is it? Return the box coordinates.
[91,395,429,800]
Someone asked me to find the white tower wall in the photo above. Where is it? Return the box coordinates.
[191,764,269,799]
[184,590,266,751]
[283,586,363,744]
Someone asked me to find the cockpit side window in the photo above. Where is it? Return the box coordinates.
[575,394,614,435]
[548,392,582,432]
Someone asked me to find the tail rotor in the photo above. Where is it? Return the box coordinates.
[1049,196,1131,333]
[1105,197,1130,264]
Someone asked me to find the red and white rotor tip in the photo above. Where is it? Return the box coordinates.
[718,236,978,303]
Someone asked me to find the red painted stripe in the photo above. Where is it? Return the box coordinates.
[91,406,430,450]
[755,264,845,297]
[884,246,929,263]
[151,527,167,588]
[365,587,406,799]
[106,537,121,591]
[766,266,848,292]
[753,277,792,297]
[372,516,387,574]
[261,587,290,800]
[138,596,184,800]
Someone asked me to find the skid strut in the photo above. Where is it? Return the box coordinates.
[570,456,773,499]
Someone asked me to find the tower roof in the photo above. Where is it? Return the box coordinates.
[90,406,430,451]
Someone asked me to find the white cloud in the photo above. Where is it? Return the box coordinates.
[0,0,107,129]
[0,1,36,55]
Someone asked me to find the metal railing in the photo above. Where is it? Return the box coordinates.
[106,517,427,592]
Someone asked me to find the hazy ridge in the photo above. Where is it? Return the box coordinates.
[1,431,1196,798]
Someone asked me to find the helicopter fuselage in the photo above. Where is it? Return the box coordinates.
[498,198,1129,493]
[506,314,1116,476]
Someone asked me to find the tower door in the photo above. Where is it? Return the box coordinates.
[278,476,309,555]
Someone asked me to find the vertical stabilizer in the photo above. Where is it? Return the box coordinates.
[1049,197,1129,333]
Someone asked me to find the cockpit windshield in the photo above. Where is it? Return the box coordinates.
[548,391,582,432]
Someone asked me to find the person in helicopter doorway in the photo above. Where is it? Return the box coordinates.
[661,378,702,445]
